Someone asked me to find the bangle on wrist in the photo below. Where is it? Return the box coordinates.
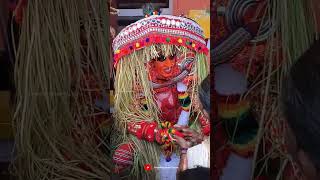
[180,148,188,154]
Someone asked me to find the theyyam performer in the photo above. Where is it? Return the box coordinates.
[111,4,210,180]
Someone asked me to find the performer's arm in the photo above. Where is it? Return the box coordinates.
[127,121,184,144]
[127,121,158,142]
[177,151,188,172]
[198,113,210,137]
[174,136,189,172]
[212,28,252,65]
[212,1,267,65]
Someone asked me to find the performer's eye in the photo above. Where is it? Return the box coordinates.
[157,54,166,61]
[168,54,176,60]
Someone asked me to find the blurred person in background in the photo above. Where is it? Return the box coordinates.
[281,40,320,180]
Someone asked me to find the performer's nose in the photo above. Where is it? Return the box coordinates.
[164,57,175,67]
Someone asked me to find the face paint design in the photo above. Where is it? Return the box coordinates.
[153,53,177,79]
[149,49,196,83]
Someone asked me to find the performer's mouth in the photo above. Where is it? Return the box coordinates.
[164,67,172,73]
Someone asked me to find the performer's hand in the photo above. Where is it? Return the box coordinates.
[155,128,166,144]
[174,125,204,145]
[171,134,190,149]
[155,127,184,144]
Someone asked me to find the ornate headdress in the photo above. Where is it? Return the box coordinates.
[112,15,208,66]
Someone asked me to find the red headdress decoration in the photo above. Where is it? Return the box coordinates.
[112,15,208,67]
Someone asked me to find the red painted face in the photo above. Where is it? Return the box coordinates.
[152,53,178,80]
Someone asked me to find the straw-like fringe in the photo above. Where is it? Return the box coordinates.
[113,44,208,178]
[114,45,208,132]
[12,0,112,179]
[250,0,318,179]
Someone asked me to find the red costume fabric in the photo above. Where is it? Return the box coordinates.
[14,0,27,24]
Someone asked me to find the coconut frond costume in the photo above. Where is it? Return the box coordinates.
[12,0,113,179]
[111,12,209,179]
